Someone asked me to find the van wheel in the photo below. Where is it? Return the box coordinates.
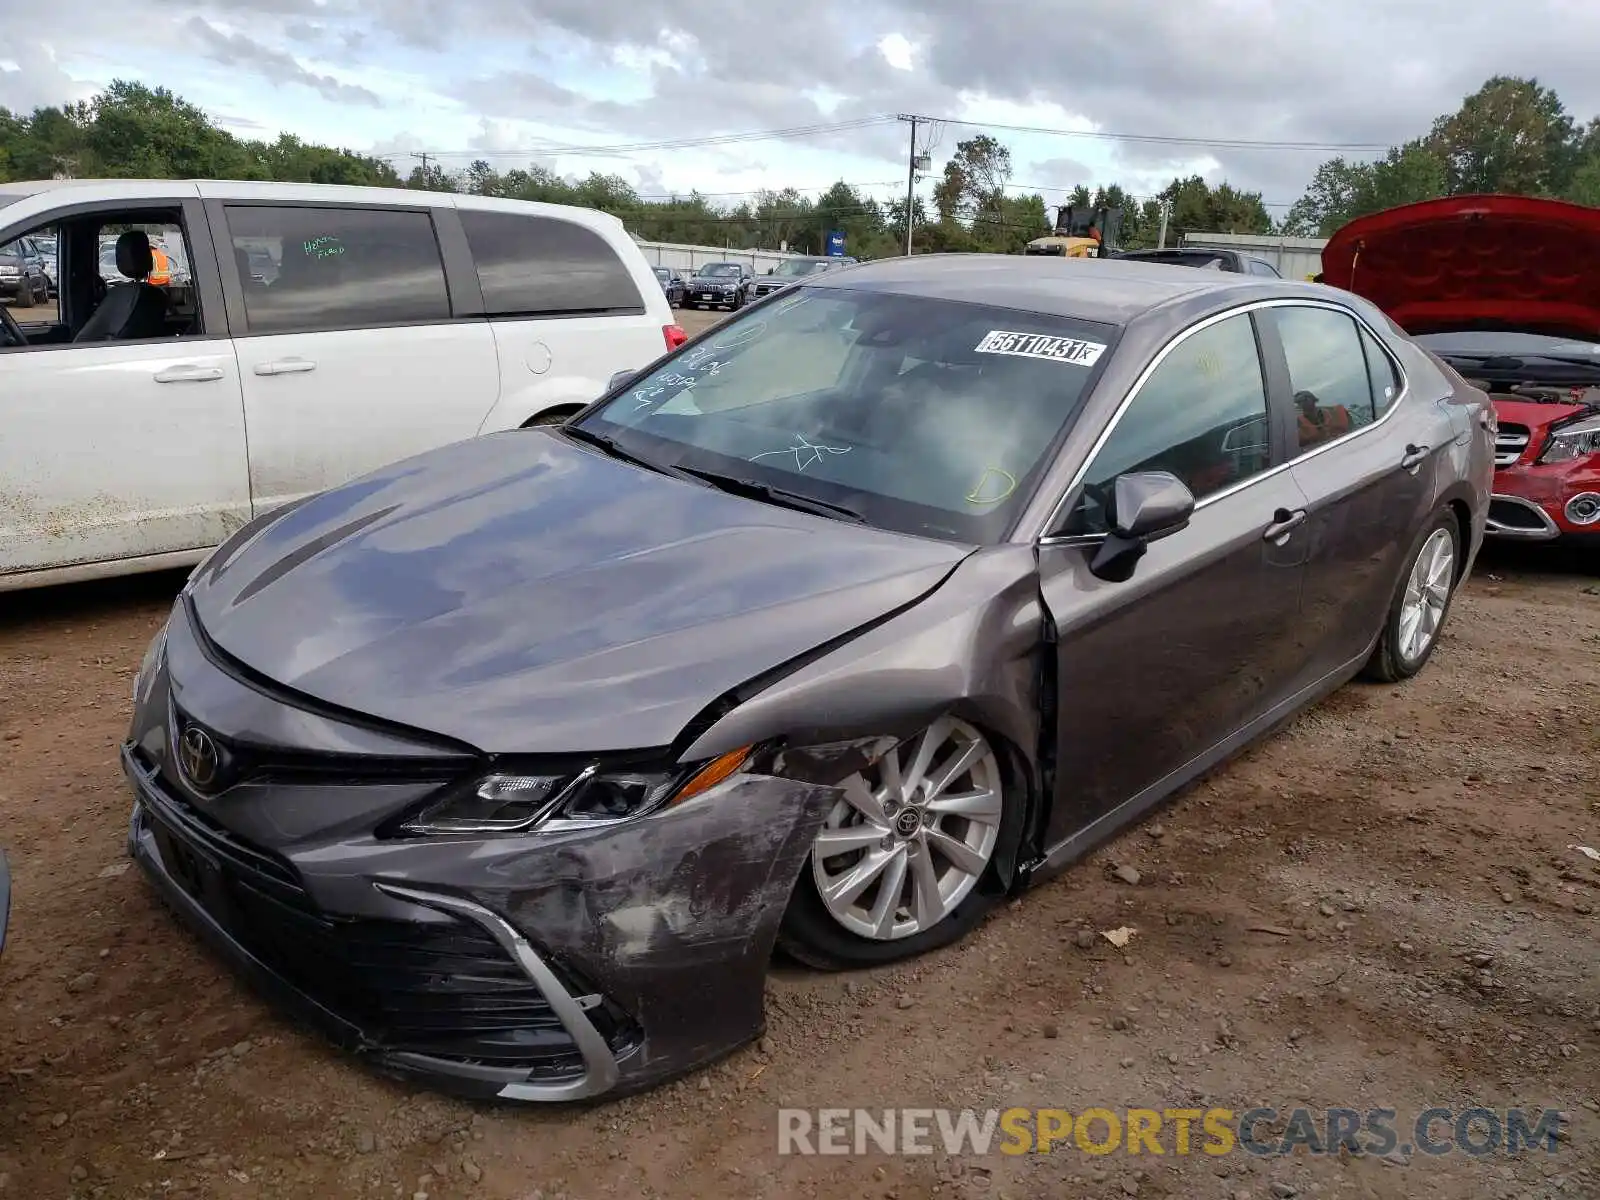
[1361,509,1460,683]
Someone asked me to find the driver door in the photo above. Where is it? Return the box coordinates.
[0,197,250,580]
[1036,309,1312,855]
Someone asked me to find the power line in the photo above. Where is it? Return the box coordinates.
[1004,180,1298,209]
[631,180,901,201]
[909,115,1391,153]
[373,116,899,161]
[375,112,1395,165]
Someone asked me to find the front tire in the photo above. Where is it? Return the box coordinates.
[777,716,1019,970]
[13,279,34,309]
[1361,509,1460,683]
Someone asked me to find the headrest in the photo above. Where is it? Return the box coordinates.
[116,231,153,280]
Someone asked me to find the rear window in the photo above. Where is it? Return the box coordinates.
[1122,251,1231,270]
[223,204,451,334]
[460,210,644,317]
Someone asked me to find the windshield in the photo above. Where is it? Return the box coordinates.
[774,260,829,277]
[653,266,671,279]
[573,286,1119,542]
[699,263,741,277]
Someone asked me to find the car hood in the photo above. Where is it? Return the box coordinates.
[1321,194,1600,340]
[187,431,970,755]
[690,274,739,285]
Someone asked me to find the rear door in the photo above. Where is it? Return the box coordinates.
[1261,302,1436,689]
[208,197,500,513]
[455,207,665,428]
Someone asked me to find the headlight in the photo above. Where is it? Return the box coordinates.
[133,621,169,704]
[1539,414,1600,464]
[396,745,753,836]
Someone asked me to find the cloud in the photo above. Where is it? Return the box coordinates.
[183,16,383,106]
[9,0,1600,209]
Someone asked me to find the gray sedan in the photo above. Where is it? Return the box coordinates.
[123,255,1494,1103]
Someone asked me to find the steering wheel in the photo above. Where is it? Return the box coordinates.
[0,302,26,348]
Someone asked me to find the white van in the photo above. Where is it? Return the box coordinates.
[0,179,686,592]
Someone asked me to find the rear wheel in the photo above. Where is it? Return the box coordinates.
[1361,509,1460,682]
[778,716,1017,969]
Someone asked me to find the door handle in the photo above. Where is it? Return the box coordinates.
[1400,443,1429,472]
[153,365,224,383]
[253,358,317,376]
[1262,508,1307,543]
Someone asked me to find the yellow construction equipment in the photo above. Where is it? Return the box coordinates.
[1024,204,1123,258]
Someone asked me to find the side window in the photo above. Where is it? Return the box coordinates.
[1065,313,1271,535]
[1247,259,1280,277]
[223,205,449,335]
[458,210,643,317]
[1275,306,1378,454]
[1359,325,1402,418]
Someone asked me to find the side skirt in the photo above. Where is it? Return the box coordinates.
[1024,637,1377,885]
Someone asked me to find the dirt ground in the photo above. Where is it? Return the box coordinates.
[1,326,1598,1197]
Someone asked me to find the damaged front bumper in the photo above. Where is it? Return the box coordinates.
[125,745,835,1102]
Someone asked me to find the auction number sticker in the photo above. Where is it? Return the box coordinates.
[974,330,1107,366]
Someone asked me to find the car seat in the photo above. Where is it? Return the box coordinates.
[73,231,170,343]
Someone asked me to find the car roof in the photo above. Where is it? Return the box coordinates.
[0,178,629,236]
[804,253,1289,325]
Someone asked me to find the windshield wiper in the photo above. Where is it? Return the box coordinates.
[677,466,867,523]
[557,425,702,484]
[1443,351,1600,373]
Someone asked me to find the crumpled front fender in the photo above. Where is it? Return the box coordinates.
[473,772,837,1098]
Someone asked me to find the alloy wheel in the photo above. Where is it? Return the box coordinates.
[810,717,1003,941]
[1397,527,1454,663]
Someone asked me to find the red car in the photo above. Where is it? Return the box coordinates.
[1322,195,1600,545]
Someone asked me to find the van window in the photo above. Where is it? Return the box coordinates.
[459,210,644,317]
[222,205,450,334]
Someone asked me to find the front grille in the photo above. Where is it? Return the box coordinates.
[228,883,592,1071]
[1495,424,1530,467]
[132,753,635,1075]
[163,700,465,793]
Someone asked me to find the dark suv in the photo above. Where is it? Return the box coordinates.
[0,235,50,308]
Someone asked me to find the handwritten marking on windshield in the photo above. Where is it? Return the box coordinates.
[965,466,1018,505]
[709,320,767,349]
[974,330,1107,366]
[750,434,852,472]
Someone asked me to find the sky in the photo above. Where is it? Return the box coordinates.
[3,1,1600,222]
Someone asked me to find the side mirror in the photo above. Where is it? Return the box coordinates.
[1088,471,1195,582]
[608,369,638,393]
[766,267,774,274]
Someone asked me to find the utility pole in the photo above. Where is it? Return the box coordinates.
[411,151,434,185]
[1156,199,1171,250]
[899,114,918,256]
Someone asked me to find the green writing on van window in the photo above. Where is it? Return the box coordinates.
[304,236,345,259]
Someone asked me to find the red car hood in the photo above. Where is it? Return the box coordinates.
[1321,195,1600,340]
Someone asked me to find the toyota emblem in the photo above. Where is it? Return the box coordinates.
[177,725,221,792]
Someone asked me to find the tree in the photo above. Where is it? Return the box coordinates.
[1285,75,1600,235]
[1428,76,1576,197]
[932,134,1012,222]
